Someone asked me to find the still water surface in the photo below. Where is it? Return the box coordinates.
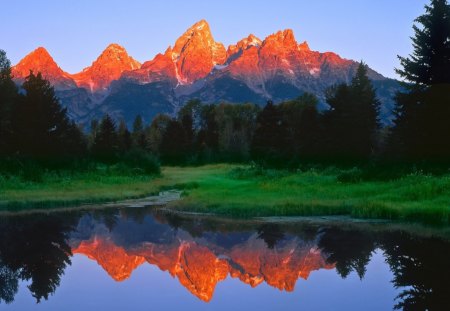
[0,206,448,310]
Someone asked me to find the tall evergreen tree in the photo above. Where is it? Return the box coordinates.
[251,100,288,162]
[117,119,131,153]
[396,0,450,86]
[391,0,450,159]
[12,72,82,157]
[198,104,219,153]
[278,93,321,158]
[131,115,146,149]
[325,62,380,159]
[177,99,202,155]
[160,119,189,164]
[0,50,18,155]
[92,114,118,159]
[146,114,171,154]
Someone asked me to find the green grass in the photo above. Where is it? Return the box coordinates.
[0,169,161,211]
[159,164,450,224]
[1,163,450,224]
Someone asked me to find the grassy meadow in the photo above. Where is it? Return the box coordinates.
[1,163,449,224]
[161,164,450,224]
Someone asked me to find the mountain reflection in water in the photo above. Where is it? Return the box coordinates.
[0,207,449,310]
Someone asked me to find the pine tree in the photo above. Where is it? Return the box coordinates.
[325,62,380,159]
[117,119,131,153]
[177,99,201,155]
[160,119,189,164]
[251,100,288,162]
[391,0,450,159]
[0,50,18,155]
[131,115,146,149]
[396,0,450,86]
[146,114,171,154]
[92,114,118,160]
[12,72,80,157]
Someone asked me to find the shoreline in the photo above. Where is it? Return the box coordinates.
[1,164,449,225]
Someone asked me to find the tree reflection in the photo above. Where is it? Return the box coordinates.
[257,224,285,249]
[0,263,19,304]
[382,232,450,310]
[318,227,375,279]
[0,213,77,303]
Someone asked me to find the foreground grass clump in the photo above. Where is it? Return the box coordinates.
[161,164,450,224]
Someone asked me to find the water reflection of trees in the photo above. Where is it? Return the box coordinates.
[0,213,77,303]
[319,227,375,279]
[319,226,449,310]
[381,232,450,310]
[0,209,448,310]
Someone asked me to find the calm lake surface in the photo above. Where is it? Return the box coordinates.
[0,206,448,310]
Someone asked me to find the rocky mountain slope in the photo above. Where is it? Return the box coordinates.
[12,20,400,125]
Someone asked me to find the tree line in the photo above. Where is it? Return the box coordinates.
[0,0,449,168]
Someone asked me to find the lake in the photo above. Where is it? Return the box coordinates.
[0,206,448,310]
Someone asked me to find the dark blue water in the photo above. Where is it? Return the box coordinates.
[0,207,448,310]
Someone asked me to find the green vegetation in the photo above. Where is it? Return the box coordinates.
[0,159,161,210]
[1,164,449,224]
[160,164,450,224]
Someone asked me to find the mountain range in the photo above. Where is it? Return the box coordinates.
[11,19,399,125]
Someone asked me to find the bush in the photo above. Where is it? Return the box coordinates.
[119,150,160,175]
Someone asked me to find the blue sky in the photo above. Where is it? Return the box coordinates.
[0,0,429,79]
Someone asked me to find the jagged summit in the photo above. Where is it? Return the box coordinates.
[262,29,299,50]
[12,47,76,90]
[227,34,263,58]
[72,43,141,92]
[170,19,227,83]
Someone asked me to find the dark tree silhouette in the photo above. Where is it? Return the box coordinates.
[178,99,202,156]
[390,0,450,159]
[146,114,171,154]
[382,232,450,310]
[0,50,18,156]
[117,119,132,153]
[251,100,288,163]
[325,62,380,159]
[0,263,19,304]
[160,119,190,163]
[396,0,450,86]
[198,104,219,154]
[131,115,146,149]
[319,227,375,279]
[92,114,118,159]
[257,224,285,249]
[0,214,76,303]
[279,93,321,158]
[11,72,83,157]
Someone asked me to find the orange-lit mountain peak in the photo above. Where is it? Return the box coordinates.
[262,29,298,50]
[170,19,227,83]
[227,34,262,58]
[174,243,229,302]
[72,43,141,92]
[12,47,76,90]
[298,41,311,51]
[130,241,229,302]
[72,236,145,282]
[227,237,335,292]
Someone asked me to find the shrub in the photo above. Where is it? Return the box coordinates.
[119,150,160,175]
